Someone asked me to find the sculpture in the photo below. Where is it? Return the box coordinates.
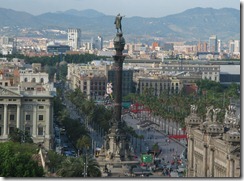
[206,105,213,120]
[190,105,197,114]
[114,13,125,33]
[212,108,221,122]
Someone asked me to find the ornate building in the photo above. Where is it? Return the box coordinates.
[0,63,56,150]
[186,104,240,177]
[0,85,55,150]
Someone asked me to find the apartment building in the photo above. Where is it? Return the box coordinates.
[67,61,134,99]
[68,28,81,50]
[160,63,220,82]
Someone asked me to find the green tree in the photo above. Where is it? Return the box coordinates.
[46,150,65,173]
[9,128,33,143]
[76,135,91,155]
[0,142,44,177]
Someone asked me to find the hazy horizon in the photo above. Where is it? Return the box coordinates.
[0,0,240,18]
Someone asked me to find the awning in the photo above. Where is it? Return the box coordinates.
[168,135,187,139]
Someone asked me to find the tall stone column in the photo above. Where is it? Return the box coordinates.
[230,159,235,177]
[203,143,208,177]
[209,146,215,177]
[16,104,20,128]
[32,104,37,136]
[3,104,8,136]
[45,104,50,139]
[188,136,194,177]
[113,36,125,124]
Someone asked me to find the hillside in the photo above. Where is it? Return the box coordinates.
[0,7,240,41]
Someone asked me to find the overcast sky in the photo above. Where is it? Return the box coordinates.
[0,0,240,17]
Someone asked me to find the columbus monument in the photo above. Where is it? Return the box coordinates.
[97,14,139,176]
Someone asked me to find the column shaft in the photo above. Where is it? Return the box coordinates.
[32,105,37,136]
[16,105,20,128]
[45,105,50,138]
[3,104,8,136]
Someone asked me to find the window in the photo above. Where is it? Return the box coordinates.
[26,115,30,121]
[38,127,44,135]
[0,127,1,135]
[10,114,14,121]
[39,106,44,109]
[24,78,28,82]
[40,78,44,83]
[0,114,1,120]
[31,78,36,83]
[39,115,44,121]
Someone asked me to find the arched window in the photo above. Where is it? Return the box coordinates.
[24,78,28,82]
[40,78,44,83]
[31,78,36,83]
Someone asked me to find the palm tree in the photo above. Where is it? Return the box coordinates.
[56,157,84,177]
[86,155,101,177]
[76,135,91,155]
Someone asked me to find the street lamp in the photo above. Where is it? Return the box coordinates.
[137,124,141,154]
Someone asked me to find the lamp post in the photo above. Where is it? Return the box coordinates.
[83,149,88,177]
[137,124,141,154]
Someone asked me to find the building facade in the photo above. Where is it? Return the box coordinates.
[0,62,55,150]
[209,35,218,53]
[68,28,81,50]
[186,105,240,177]
[0,85,55,150]
[160,63,220,82]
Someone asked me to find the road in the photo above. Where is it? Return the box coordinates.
[123,113,186,163]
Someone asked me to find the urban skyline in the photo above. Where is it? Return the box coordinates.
[0,1,241,178]
[0,0,240,17]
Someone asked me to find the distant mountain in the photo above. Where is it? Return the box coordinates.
[0,7,240,41]
[0,7,42,27]
[61,9,106,18]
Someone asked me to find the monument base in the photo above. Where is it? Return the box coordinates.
[96,158,140,177]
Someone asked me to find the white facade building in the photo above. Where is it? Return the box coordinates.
[68,28,81,50]
[0,85,55,150]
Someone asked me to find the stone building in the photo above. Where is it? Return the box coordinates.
[185,104,240,177]
[0,63,56,150]
[67,61,134,99]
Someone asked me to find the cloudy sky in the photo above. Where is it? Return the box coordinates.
[0,0,240,17]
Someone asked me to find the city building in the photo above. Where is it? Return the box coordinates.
[108,69,134,98]
[159,63,220,82]
[197,41,208,52]
[67,61,134,99]
[47,45,71,54]
[233,40,240,53]
[68,28,81,50]
[0,36,17,55]
[209,35,218,53]
[219,65,240,85]
[0,62,56,150]
[217,40,222,53]
[186,103,240,177]
[95,35,103,50]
